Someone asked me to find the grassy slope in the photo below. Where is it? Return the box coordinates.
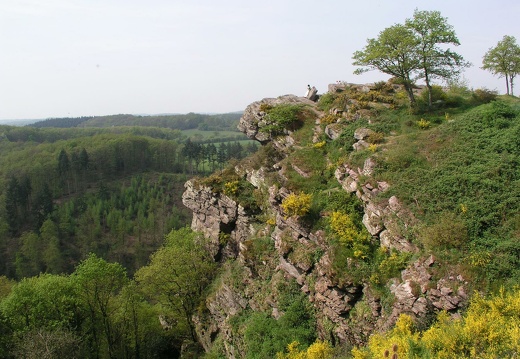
[368,97,520,289]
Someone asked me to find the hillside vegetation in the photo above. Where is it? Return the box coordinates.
[190,83,520,358]
[0,83,518,359]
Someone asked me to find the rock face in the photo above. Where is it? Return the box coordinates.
[182,180,250,259]
[335,159,418,253]
[183,85,468,356]
[237,94,316,148]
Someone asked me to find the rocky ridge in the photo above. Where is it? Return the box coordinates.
[182,84,468,357]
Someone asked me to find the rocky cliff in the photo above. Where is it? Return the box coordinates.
[182,83,468,357]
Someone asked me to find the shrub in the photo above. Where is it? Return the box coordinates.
[353,288,520,359]
[329,211,371,259]
[421,212,468,251]
[320,113,340,125]
[223,180,239,196]
[312,141,326,149]
[317,93,335,111]
[281,193,313,218]
[260,104,305,136]
[259,103,273,112]
[366,131,384,144]
[416,118,430,129]
[276,340,333,359]
[471,88,498,105]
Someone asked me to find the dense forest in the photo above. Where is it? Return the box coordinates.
[0,118,257,279]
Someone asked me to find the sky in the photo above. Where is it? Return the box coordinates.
[1,0,519,120]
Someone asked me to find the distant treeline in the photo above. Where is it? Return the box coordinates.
[30,112,244,131]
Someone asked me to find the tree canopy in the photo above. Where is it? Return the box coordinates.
[353,23,421,106]
[406,10,471,107]
[482,35,520,96]
[353,10,469,108]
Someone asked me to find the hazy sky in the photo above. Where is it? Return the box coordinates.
[1,0,519,120]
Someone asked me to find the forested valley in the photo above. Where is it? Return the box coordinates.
[0,112,257,277]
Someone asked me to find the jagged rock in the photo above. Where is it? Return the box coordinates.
[335,162,418,253]
[185,84,473,355]
[324,123,343,140]
[353,139,369,151]
[195,283,248,355]
[306,86,319,101]
[362,157,377,176]
[237,95,315,144]
[328,83,347,93]
[182,180,250,259]
[401,256,433,293]
[428,277,467,312]
[278,256,302,279]
[292,164,311,178]
[354,128,376,141]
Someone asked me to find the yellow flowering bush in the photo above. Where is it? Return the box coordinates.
[277,340,333,359]
[353,288,520,358]
[223,180,240,196]
[281,192,313,218]
[417,118,430,129]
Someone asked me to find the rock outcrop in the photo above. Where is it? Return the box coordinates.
[182,180,250,259]
[237,94,316,150]
[183,83,469,356]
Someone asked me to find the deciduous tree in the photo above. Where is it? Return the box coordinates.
[353,24,421,106]
[72,253,128,359]
[406,10,470,108]
[135,227,216,343]
[482,35,520,96]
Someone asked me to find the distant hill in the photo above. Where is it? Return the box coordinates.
[0,119,39,126]
[29,112,244,131]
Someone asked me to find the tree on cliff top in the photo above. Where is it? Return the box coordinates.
[482,35,520,96]
[353,23,421,106]
[353,10,469,109]
[406,9,471,108]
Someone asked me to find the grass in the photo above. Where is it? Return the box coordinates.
[366,98,520,286]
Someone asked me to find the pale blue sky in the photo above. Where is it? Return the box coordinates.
[1,0,519,120]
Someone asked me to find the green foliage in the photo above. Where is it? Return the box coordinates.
[135,227,216,342]
[72,253,128,358]
[370,249,412,285]
[375,100,520,285]
[406,10,470,109]
[231,281,316,359]
[353,23,421,105]
[420,212,468,251]
[1,274,80,332]
[353,10,469,108]
[482,35,520,96]
[260,104,306,136]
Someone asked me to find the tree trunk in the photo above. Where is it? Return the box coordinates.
[510,74,515,96]
[505,74,510,95]
[424,68,433,109]
[403,82,417,109]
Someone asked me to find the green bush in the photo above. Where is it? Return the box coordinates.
[471,88,498,105]
[260,104,305,136]
[231,281,316,359]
